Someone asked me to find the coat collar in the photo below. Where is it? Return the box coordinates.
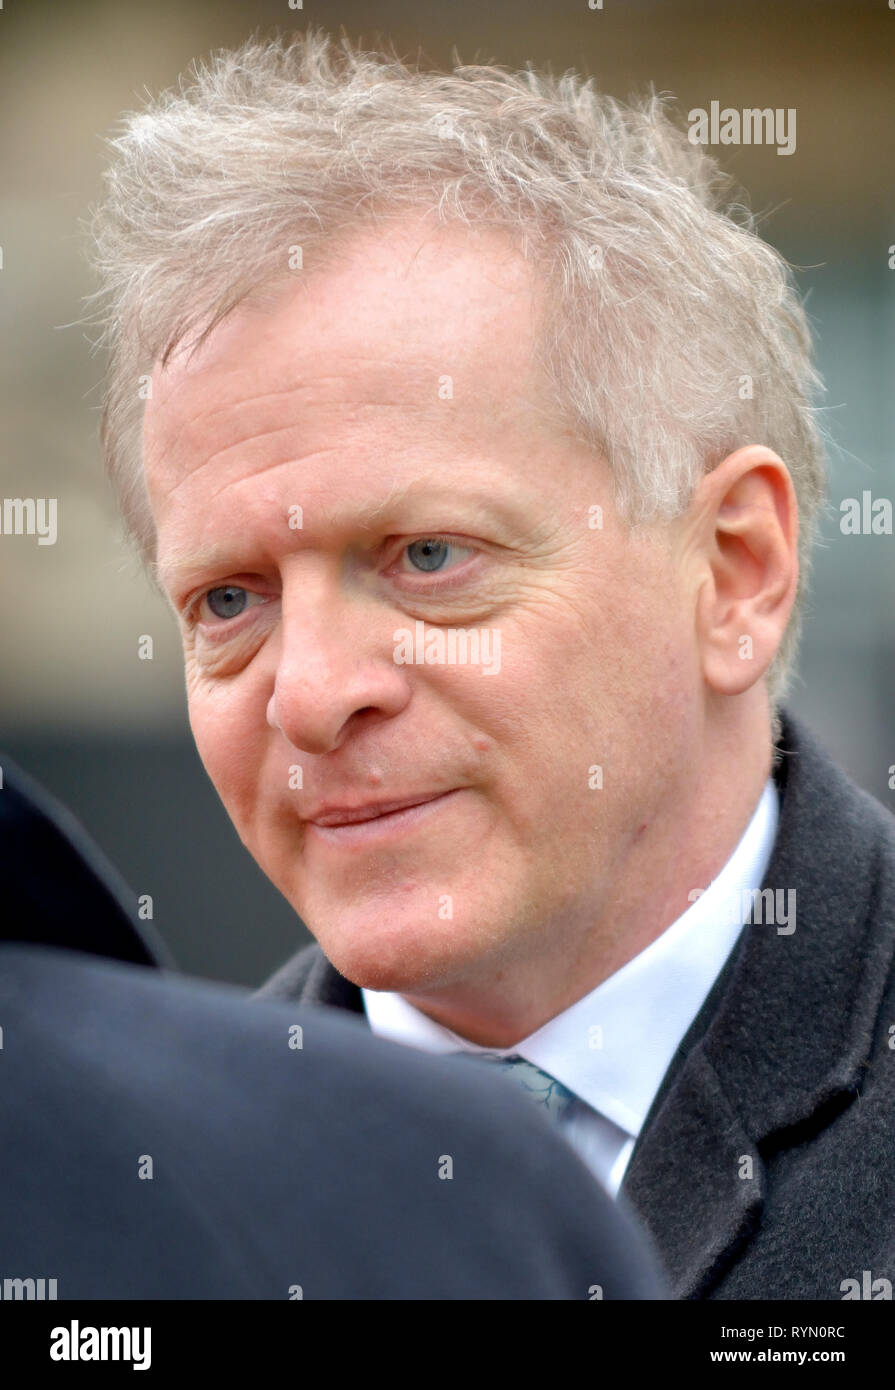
[621,710,895,1295]
[301,936,366,1012]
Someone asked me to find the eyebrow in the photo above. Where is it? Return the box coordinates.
[155,479,533,596]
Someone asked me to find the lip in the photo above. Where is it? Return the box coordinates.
[309,792,450,826]
[306,789,462,845]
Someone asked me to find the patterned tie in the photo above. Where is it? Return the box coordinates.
[457,1052,576,1122]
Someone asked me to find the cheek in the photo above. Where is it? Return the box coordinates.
[507,569,692,792]
[186,676,270,829]
[589,553,692,687]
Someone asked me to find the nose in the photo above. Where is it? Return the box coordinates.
[266,598,411,756]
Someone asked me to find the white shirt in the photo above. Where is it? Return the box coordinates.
[362,779,779,1197]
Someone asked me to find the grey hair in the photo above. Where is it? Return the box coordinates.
[84,26,827,706]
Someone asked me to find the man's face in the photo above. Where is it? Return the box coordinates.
[145,215,699,1002]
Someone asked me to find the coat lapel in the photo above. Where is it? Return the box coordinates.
[620,712,895,1296]
[621,1048,764,1298]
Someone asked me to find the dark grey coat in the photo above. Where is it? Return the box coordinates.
[0,751,665,1300]
[257,712,895,1300]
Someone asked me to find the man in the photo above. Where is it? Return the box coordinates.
[0,750,663,1299]
[87,30,895,1298]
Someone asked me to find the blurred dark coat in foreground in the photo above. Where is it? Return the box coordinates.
[0,752,664,1299]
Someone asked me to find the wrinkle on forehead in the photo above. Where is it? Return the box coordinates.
[145,211,544,421]
[147,358,452,486]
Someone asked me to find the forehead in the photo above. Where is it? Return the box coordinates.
[143,214,551,499]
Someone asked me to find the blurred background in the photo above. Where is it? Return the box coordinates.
[1,0,893,986]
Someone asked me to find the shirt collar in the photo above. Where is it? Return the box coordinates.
[362,778,779,1138]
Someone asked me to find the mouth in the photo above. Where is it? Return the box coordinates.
[310,792,451,826]
[306,789,463,845]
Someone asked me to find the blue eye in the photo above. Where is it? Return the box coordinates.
[406,538,452,573]
[205,586,248,620]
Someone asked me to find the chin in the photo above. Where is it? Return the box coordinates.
[312,910,482,995]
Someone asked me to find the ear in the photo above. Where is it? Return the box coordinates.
[689,446,799,695]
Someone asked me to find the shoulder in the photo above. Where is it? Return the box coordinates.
[253,939,364,1013]
[254,939,324,1002]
